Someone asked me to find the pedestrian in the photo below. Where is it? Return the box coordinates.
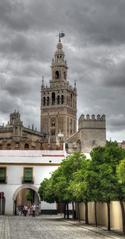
[23,205,28,216]
[32,204,36,217]
[36,204,40,216]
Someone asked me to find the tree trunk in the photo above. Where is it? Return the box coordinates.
[77,202,80,221]
[64,202,66,219]
[107,201,111,231]
[72,201,75,220]
[120,201,125,234]
[67,203,69,219]
[85,202,89,224]
[94,201,98,227]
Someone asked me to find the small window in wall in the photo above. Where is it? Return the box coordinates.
[24,143,29,149]
[52,92,55,105]
[43,97,46,106]
[61,95,64,104]
[0,167,6,184]
[55,71,59,79]
[7,144,11,150]
[23,168,33,183]
[0,144,3,150]
[47,97,49,106]
[57,95,60,104]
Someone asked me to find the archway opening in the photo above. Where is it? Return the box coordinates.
[13,186,40,215]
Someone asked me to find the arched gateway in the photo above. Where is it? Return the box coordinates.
[13,185,40,215]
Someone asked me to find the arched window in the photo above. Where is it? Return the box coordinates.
[24,143,29,149]
[57,95,60,104]
[61,95,64,104]
[43,97,46,106]
[7,143,11,150]
[55,71,59,79]
[52,92,55,105]
[47,97,49,106]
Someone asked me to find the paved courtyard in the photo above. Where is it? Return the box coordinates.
[0,215,124,239]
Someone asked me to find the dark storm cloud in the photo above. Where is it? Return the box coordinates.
[102,61,125,88]
[0,0,125,140]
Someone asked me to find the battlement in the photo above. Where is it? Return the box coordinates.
[78,114,106,130]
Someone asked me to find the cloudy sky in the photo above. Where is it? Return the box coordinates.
[0,0,125,141]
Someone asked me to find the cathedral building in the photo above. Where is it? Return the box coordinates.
[0,111,46,150]
[0,36,107,152]
[40,39,77,148]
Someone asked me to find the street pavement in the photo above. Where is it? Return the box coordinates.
[0,215,124,239]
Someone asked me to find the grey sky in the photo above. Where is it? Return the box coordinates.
[0,0,125,141]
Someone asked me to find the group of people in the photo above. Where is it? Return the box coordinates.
[17,204,39,217]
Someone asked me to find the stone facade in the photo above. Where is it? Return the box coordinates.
[40,40,77,147]
[66,114,106,153]
[0,111,48,150]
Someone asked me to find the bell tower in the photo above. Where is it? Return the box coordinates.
[40,36,77,148]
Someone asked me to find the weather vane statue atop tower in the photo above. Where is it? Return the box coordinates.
[59,32,65,42]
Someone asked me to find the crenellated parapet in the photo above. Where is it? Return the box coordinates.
[78,114,106,130]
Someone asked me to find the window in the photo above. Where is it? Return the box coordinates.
[7,144,11,150]
[47,97,49,106]
[61,95,64,104]
[23,168,33,183]
[52,92,55,105]
[57,95,60,104]
[55,71,59,79]
[24,143,29,149]
[0,144,3,150]
[43,97,46,106]
[0,168,6,184]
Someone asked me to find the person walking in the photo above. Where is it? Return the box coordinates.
[23,205,28,216]
[32,204,36,217]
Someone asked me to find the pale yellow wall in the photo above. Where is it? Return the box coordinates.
[110,201,123,231]
[78,201,124,232]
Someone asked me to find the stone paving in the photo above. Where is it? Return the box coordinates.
[0,215,124,239]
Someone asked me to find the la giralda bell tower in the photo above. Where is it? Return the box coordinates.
[40,34,77,146]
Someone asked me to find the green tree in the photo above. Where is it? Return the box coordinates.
[39,152,87,219]
[68,159,91,223]
[91,141,125,231]
[117,159,125,183]
[38,178,55,203]
[116,159,125,234]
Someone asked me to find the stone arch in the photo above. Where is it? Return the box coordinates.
[13,185,41,215]
[13,184,40,201]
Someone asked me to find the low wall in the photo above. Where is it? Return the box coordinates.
[76,201,124,232]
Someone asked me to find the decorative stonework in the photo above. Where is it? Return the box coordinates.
[41,39,77,144]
